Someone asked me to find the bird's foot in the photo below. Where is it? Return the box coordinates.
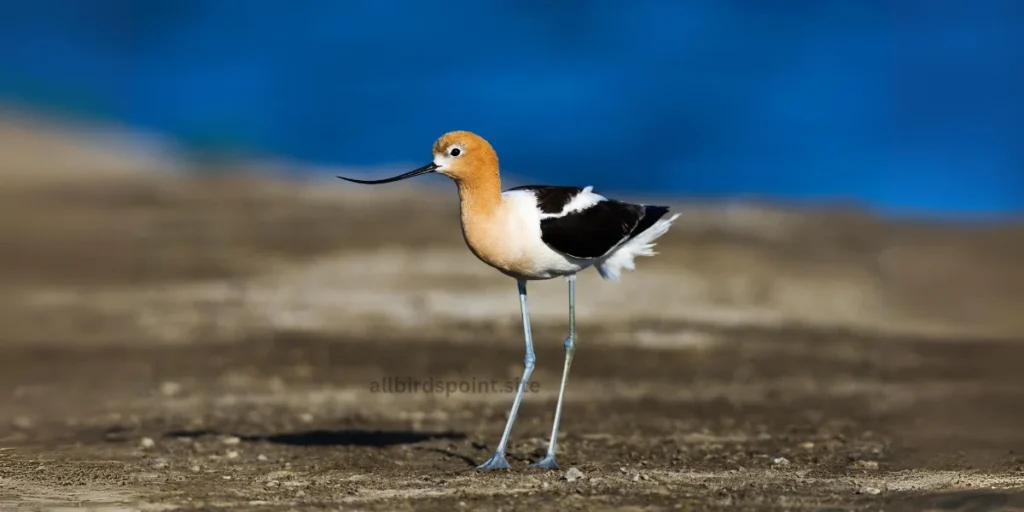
[530,453,559,470]
[476,451,511,470]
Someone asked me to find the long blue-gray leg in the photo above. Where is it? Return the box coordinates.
[477,279,536,470]
[531,273,577,469]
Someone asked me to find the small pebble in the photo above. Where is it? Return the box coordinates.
[257,454,268,461]
[298,413,314,424]
[189,465,201,473]
[222,436,241,445]
[858,486,882,495]
[541,481,551,489]
[772,457,790,466]
[800,442,815,450]
[563,467,585,482]
[853,460,879,470]
[295,490,306,498]
[629,472,641,482]
[151,458,169,469]
[226,450,239,459]
[140,437,155,449]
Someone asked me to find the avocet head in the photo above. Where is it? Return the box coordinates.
[337,131,498,186]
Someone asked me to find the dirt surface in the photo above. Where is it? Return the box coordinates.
[4,327,1024,511]
[2,114,1024,510]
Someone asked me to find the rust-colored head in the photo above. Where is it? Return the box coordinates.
[430,131,499,184]
[336,131,500,188]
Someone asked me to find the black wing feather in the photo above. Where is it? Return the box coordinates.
[506,184,583,214]
[509,185,670,259]
[540,201,645,258]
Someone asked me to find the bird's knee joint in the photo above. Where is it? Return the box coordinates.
[563,335,576,352]
[524,352,536,370]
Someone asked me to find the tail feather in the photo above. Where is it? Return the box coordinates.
[629,205,670,241]
[596,207,680,281]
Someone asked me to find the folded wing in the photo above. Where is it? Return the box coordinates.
[508,185,669,260]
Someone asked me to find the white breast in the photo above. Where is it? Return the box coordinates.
[495,190,594,279]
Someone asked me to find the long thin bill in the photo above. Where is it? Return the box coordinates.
[337,163,438,184]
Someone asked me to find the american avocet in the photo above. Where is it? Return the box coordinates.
[338,131,679,470]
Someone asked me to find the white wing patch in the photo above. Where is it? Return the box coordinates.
[539,186,606,219]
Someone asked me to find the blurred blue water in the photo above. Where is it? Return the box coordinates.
[1,1,1021,218]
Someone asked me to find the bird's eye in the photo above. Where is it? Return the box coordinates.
[450,147,462,157]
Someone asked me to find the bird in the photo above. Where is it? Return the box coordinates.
[337,131,679,470]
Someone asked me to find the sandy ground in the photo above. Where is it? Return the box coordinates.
[1,113,1024,510]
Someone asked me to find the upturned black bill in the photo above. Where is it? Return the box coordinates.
[337,163,438,184]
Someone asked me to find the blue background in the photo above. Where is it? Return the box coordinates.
[1,1,1021,219]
